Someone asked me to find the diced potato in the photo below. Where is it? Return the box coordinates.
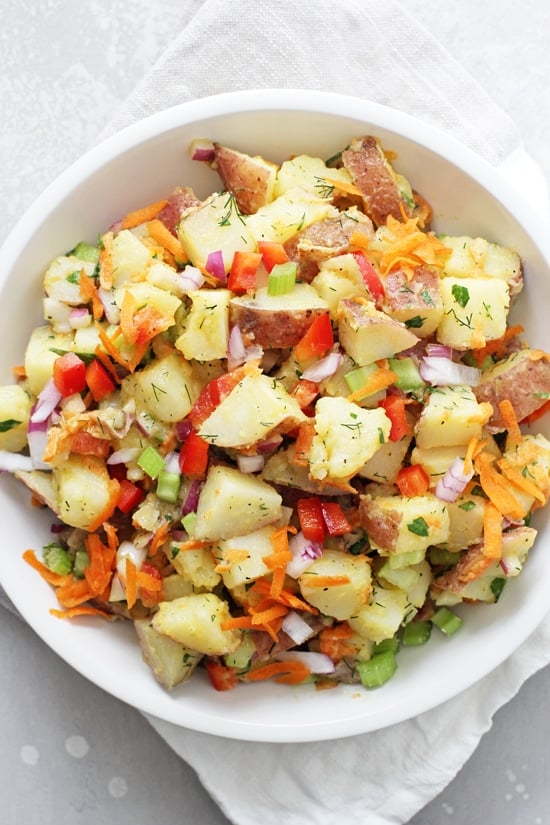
[72,324,102,356]
[212,525,275,589]
[24,325,74,395]
[348,583,409,643]
[122,352,202,423]
[0,384,31,452]
[175,288,230,361]
[383,266,443,337]
[261,445,346,497]
[309,396,391,482]
[410,444,468,483]
[437,276,510,350]
[247,187,337,244]
[359,494,450,557]
[212,143,278,213]
[414,385,493,449]
[146,260,186,297]
[160,573,195,601]
[43,255,96,305]
[152,593,241,656]
[177,192,257,272]
[274,154,354,199]
[198,371,306,448]
[503,434,550,503]
[311,253,368,317]
[337,298,419,365]
[111,229,154,287]
[53,454,118,530]
[116,281,181,328]
[443,490,487,552]
[440,235,522,296]
[194,465,283,540]
[14,469,58,513]
[134,618,202,690]
[358,432,412,484]
[298,549,372,620]
[229,284,329,349]
[171,544,221,590]
[378,559,432,609]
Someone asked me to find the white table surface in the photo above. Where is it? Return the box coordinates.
[1,2,550,823]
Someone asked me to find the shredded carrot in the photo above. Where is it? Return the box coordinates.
[293,420,315,466]
[84,532,116,595]
[324,177,364,199]
[463,437,482,477]
[120,199,168,230]
[346,368,398,403]
[499,399,522,446]
[301,575,351,588]
[471,324,524,365]
[125,557,138,609]
[473,451,525,519]
[250,577,318,613]
[96,324,130,369]
[147,218,186,263]
[55,578,93,608]
[80,270,104,320]
[221,615,255,631]
[319,622,356,660]
[483,502,503,561]
[98,231,114,290]
[214,549,250,573]
[13,364,26,379]
[498,458,546,505]
[245,660,311,685]
[149,520,171,557]
[349,230,370,252]
[50,605,112,620]
[136,569,162,592]
[93,346,121,384]
[269,565,287,600]
[375,215,451,276]
[86,477,121,533]
[249,603,288,625]
[22,549,70,587]
[103,522,119,552]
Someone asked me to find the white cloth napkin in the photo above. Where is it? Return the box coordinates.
[2,1,550,823]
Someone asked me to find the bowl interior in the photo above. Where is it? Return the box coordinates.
[1,91,550,742]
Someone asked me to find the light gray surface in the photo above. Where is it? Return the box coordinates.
[1,2,550,823]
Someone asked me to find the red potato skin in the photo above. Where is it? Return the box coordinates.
[156,187,201,235]
[342,136,411,227]
[229,301,329,349]
[212,143,277,215]
[384,266,442,314]
[358,497,401,553]
[473,351,550,431]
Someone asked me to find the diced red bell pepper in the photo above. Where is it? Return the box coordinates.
[205,660,238,691]
[257,240,289,273]
[379,394,409,442]
[320,501,352,536]
[86,358,117,402]
[188,365,249,427]
[294,313,334,362]
[53,352,87,397]
[290,378,319,410]
[179,431,209,477]
[228,250,262,293]
[351,251,385,306]
[297,497,326,543]
[395,464,430,497]
[117,478,146,514]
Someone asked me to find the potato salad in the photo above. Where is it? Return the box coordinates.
[2,134,550,693]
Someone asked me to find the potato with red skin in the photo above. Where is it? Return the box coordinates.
[211,143,278,214]
[229,283,329,349]
[383,266,443,337]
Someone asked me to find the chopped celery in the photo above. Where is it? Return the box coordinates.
[344,363,378,398]
[357,650,397,688]
[387,548,426,570]
[182,511,197,536]
[388,357,426,394]
[224,633,256,669]
[373,637,399,655]
[42,543,72,576]
[402,620,432,646]
[428,547,462,567]
[267,261,297,295]
[73,548,89,579]
[432,607,463,636]
[137,445,165,479]
[71,241,100,264]
[156,470,181,503]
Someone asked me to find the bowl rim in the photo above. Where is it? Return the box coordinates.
[2,88,550,742]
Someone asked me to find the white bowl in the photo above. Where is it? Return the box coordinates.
[1,89,550,743]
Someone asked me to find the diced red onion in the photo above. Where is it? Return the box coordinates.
[164,450,180,474]
[178,266,205,293]
[176,419,194,442]
[286,531,323,578]
[109,574,126,601]
[98,287,121,325]
[30,380,62,424]
[257,434,283,454]
[435,456,474,502]
[107,447,141,465]
[190,138,215,162]
[499,558,511,575]
[0,450,34,473]
[116,540,147,577]
[227,324,247,369]
[205,250,226,283]
[181,479,201,516]
[109,219,123,235]
[426,343,453,359]
[281,611,316,645]
[135,416,155,437]
[301,351,343,383]
[276,651,335,675]
[420,356,481,387]
[237,454,265,473]
[27,428,50,469]
[69,307,92,329]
